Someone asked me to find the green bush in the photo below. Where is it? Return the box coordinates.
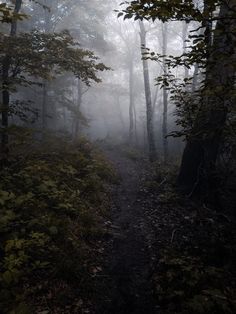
[0,137,114,313]
[153,249,236,314]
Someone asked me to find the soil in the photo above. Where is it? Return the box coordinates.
[91,145,157,314]
[93,144,236,314]
[95,145,158,314]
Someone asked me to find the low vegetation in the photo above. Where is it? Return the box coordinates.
[142,163,236,314]
[0,135,115,313]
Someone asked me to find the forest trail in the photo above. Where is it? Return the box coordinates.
[100,145,157,314]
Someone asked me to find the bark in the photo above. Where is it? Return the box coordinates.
[74,78,82,138]
[178,0,236,200]
[152,84,159,114]
[191,63,199,93]
[129,59,135,142]
[182,21,189,79]
[133,102,138,144]
[1,0,22,162]
[139,20,156,161]
[116,95,125,132]
[42,82,47,129]
[41,1,52,132]
[162,23,168,163]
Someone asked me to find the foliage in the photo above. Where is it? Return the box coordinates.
[118,0,220,22]
[0,29,109,87]
[143,162,236,314]
[118,0,236,140]
[153,249,236,314]
[0,135,114,313]
[0,2,26,23]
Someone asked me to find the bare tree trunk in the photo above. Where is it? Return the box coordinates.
[192,63,199,93]
[139,20,156,161]
[41,1,52,132]
[133,103,138,144]
[74,78,82,138]
[116,95,125,132]
[129,59,135,142]
[42,82,47,130]
[182,21,189,79]
[178,0,236,201]
[1,0,22,163]
[152,84,159,114]
[162,22,168,163]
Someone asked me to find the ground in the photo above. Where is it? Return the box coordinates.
[93,143,236,314]
[99,144,157,314]
[0,139,235,313]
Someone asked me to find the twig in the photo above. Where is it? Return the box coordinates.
[171,229,177,243]
[202,290,230,301]
[187,160,203,198]
[159,178,167,188]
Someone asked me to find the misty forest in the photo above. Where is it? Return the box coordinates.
[0,0,236,313]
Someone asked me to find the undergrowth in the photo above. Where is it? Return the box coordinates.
[144,162,236,314]
[0,135,115,313]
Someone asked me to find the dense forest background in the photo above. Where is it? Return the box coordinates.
[0,0,235,313]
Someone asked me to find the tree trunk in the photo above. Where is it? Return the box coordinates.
[191,63,199,93]
[182,21,189,79]
[129,59,135,142]
[42,82,47,130]
[1,0,22,163]
[133,102,138,144]
[116,95,126,132]
[139,20,156,161]
[178,0,236,200]
[162,22,168,163]
[74,78,82,138]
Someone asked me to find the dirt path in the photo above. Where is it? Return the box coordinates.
[99,146,158,314]
[94,144,236,314]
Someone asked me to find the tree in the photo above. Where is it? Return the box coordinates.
[0,21,109,163]
[177,0,236,198]
[139,20,156,161]
[119,0,236,199]
[161,22,168,163]
[1,0,22,162]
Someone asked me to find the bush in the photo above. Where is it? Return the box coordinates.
[0,136,114,313]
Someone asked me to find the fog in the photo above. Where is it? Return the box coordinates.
[0,0,203,161]
[1,1,236,313]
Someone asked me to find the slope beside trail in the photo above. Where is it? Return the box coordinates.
[93,144,236,314]
[98,145,158,314]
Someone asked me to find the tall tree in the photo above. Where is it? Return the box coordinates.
[162,22,168,163]
[139,20,156,161]
[177,0,236,197]
[109,20,138,142]
[1,0,22,162]
[120,0,236,197]
[182,21,189,79]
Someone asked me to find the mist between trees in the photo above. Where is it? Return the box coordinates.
[0,1,236,313]
[1,0,235,203]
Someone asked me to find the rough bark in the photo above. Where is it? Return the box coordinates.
[139,20,156,162]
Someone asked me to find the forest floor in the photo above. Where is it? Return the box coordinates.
[0,138,235,314]
[97,143,158,314]
[94,143,236,314]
